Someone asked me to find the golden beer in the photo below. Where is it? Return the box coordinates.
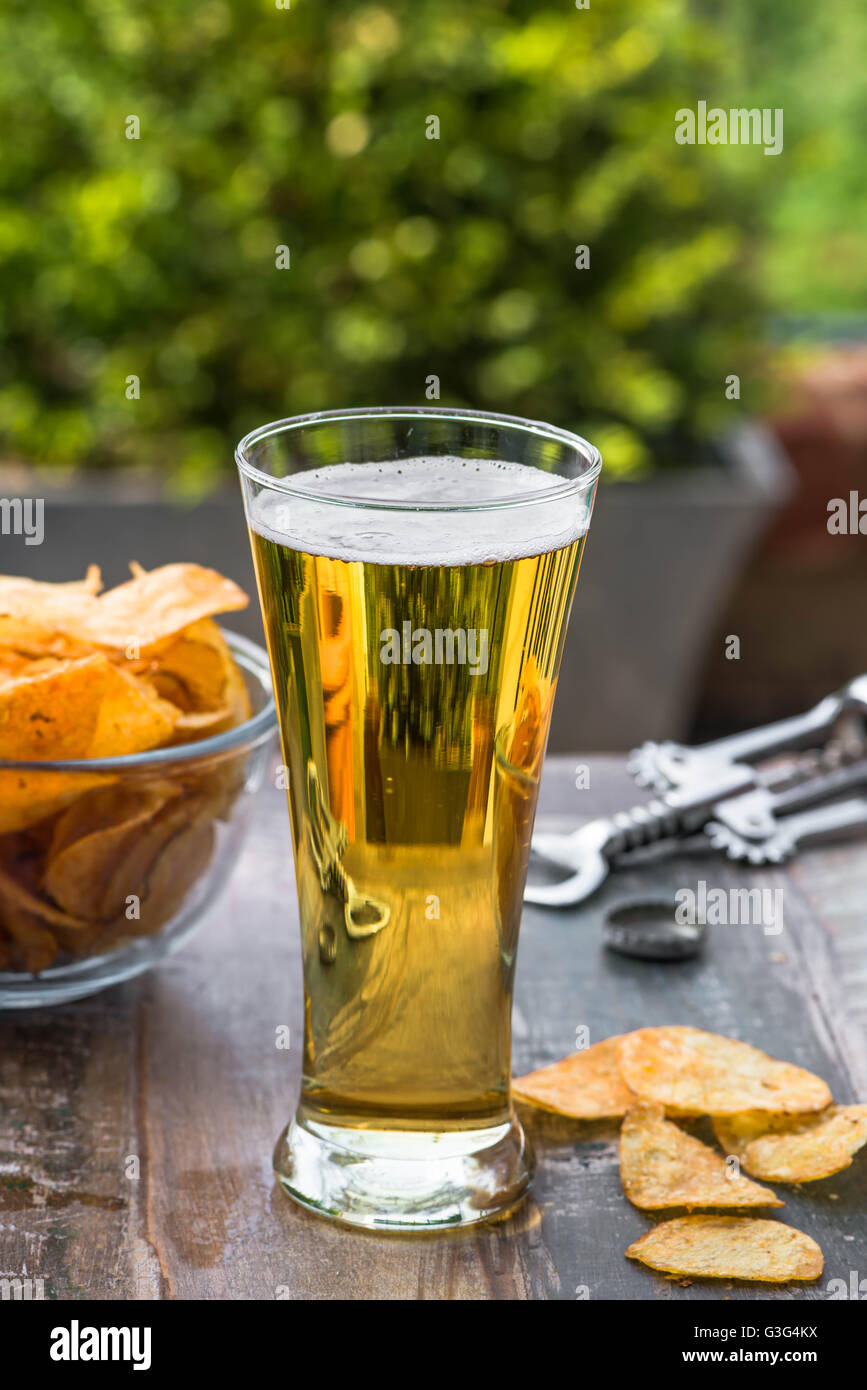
[238,411,600,1229]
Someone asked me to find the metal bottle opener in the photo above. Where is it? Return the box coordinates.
[526,747,867,906]
[628,675,867,793]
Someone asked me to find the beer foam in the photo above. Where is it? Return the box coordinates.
[248,457,592,565]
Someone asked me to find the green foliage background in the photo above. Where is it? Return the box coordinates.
[0,0,858,488]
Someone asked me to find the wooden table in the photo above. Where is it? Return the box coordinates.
[1,757,865,1300]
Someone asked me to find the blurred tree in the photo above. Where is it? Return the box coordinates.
[722,0,867,322]
[0,0,769,489]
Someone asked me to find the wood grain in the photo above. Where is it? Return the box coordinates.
[0,756,864,1300]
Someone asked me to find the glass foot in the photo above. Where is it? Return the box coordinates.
[273,1111,534,1231]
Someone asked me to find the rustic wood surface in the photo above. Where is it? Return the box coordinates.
[1,755,864,1301]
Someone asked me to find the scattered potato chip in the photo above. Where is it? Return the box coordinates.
[618,1027,831,1116]
[625,1215,823,1282]
[513,1036,636,1119]
[620,1102,782,1209]
[714,1106,867,1183]
[713,1110,808,1165]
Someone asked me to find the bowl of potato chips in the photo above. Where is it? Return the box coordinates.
[0,563,276,1006]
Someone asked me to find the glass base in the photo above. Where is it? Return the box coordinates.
[273,1111,534,1232]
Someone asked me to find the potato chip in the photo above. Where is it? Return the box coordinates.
[149,619,234,708]
[0,859,91,972]
[0,860,89,930]
[0,652,25,678]
[618,1027,831,1116]
[0,568,103,639]
[44,788,217,937]
[44,783,179,920]
[152,619,251,742]
[0,906,58,974]
[185,755,249,822]
[0,566,102,599]
[713,1110,806,1164]
[0,820,54,870]
[0,636,97,673]
[169,708,240,741]
[0,656,111,760]
[0,769,108,836]
[136,815,215,930]
[0,562,251,973]
[619,1102,782,1209]
[625,1215,823,1282]
[714,1106,867,1183]
[77,795,217,951]
[75,563,248,653]
[100,794,204,915]
[0,654,177,837]
[46,783,160,860]
[513,1036,636,1119]
[0,563,246,657]
[0,571,100,648]
[87,662,179,756]
[0,656,119,831]
[0,650,51,679]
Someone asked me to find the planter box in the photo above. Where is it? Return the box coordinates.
[0,423,794,752]
[551,424,795,750]
[691,346,867,736]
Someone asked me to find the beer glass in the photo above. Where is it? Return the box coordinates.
[236,408,601,1230]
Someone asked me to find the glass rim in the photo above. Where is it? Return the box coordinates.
[0,631,276,775]
[234,406,602,511]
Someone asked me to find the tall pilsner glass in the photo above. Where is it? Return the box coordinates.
[236,408,601,1230]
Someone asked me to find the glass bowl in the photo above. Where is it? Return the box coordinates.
[0,630,276,1008]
